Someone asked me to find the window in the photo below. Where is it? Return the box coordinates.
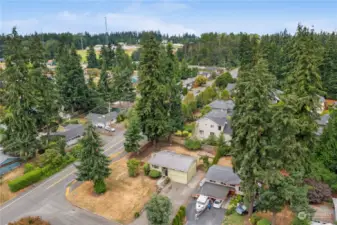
[152,165,159,169]
[209,180,216,183]
[210,132,215,136]
[199,130,204,136]
[218,126,221,131]
[210,125,214,128]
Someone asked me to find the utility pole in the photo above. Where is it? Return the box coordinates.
[80,35,84,50]
[105,16,108,45]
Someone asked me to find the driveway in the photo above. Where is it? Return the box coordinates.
[186,199,225,225]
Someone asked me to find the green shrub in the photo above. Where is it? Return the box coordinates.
[134,212,140,218]
[249,214,262,225]
[184,138,201,150]
[179,205,186,217]
[8,168,42,192]
[228,195,243,209]
[183,123,195,133]
[117,114,126,123]
[225,207,235,216]
[94,179,106,194]
[205,134,217,146]
[257,218,271,225]
[70,143,83,158]
[182,130,189,137]
[143,163,150,176]
[175,130,183,137]
[149,170,161,179]
[127,159,140,177]
[291,217,310,225]
[24,163,35,174]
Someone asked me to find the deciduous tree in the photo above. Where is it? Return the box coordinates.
[146,195,172,225]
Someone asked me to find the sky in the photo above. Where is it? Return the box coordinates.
[1,0,337,35]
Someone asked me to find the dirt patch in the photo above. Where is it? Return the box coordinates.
[0,166,25,205]
[217,156,233,167]
[255,207,294,225]
[67,158,157,224]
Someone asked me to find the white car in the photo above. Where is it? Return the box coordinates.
[213,199,223,209]
[196,195,209,213]
[105,126,115,132]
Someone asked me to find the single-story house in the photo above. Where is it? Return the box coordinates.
[209,100,235,115]
[199,165,242,200]
[148,150,197,184]
[86,111,118,128]
[315,114,330,136]
[0,147,20,176]
[182,77,196,90]
[50,124,85,146]
[226,83,236,95]
[195,110,232,141]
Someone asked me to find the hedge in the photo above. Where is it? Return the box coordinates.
[143,163,150,176]
[184,138,201,150]
[8,168,42,192]
[171,205,186,225]
[149,170,161,179]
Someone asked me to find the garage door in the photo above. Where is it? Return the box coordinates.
[168,169,187,184]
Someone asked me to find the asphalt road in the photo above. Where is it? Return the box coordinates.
[186,199,225,225]
[0,131,125,225]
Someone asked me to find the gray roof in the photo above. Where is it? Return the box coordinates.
[50,124,84,142]
[205,67,217,71]
[0,147,19,165]
[148,150,196,172]
[226,83,236,93]
[223,119,233,135]
[182,77,196,86]
[317,114,330,126]
[209,100,235,111]
[230,68,239,79]
[86,111,118,125]
[200,182,230,199]
[204,110,228,126]
[206,165,241,185]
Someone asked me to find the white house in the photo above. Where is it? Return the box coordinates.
[195,110,232,142]
[86,111,118,128]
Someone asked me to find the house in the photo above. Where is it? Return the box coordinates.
[0,147,20,176]
[148,151,197,184]
[195,110,232,142]
[182,77,196,90]
[50,124,85,146]
[86,111,118,128]
[209,100,235,115]
[226,83,236,95]
[316,114,330,136]
[0,58,5,63]
[199,165,242,200]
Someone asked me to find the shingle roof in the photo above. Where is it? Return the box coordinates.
[86,111,118,125]
[226,83,236,93]
[209,100,235,111]
[200,182,230,199]
[317,114,330,126]
[206,165,241,185]
[204,110,228,126]
[50,124,84,142]
[224,120,233,135]
[0,147,19,165]
[148,150,196,172]
[182,77,196,86]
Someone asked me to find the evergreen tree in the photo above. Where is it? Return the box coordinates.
[86,45,98,68]
[124,112,142,153]
[98,59,110,100]
[0,28,39,158]
[146,195,172,225]
[137,33,169,145]
[56,46,91,113]
[231,58,275,216]
[111,67,136,102]
[76,124,111,194]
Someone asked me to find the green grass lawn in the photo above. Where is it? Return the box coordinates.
[77,50,87,63]
[223,213,245,225]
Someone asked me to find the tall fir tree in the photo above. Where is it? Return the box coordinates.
[137,33,169,145]
[231,58,275,216]
[98,59,110,100]
[56,46,91,113]
[0,28,39,158]
[76,124,111,193]
[111,67,136,102]
[124,112,142,153]
[86,45,98,68]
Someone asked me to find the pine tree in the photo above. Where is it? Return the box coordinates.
[56,46,91,113]
[231,58,275,216]
[137,33,169,145]
[76,124,111,194]
[86,45,98,68]
[0,28,39,158]
[124,112,142,153]
[98,59,109,100]
[112,67,136,102]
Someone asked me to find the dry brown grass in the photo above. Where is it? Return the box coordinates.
[217,156,233,167]
[67,158,157,224]
[255,207,294,225]
[0,166,24,205]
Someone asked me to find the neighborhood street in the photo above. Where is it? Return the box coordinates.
[0,131,125,225]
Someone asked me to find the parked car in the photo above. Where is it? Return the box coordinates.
[196,195,209,213]
[105,126,115,132]
[236,202,257,215]
[213,199,223,209]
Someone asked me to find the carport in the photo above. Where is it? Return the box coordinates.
[200,182,230,200]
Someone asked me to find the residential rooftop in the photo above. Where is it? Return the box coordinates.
[209,100,235,111]
[204,110,228,126]
[206,165,241,185]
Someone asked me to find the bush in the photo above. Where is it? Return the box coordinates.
[94,179,107,194]
[205,134,217,146]
[184,138,201,150]
[225,207,235,216]
[228,195,243,209]
[291,217,310,225]
[117,114,126,123]
[304,178,331,203]
[250,214,262,225]
[182,130,189,137]
[24,163,35,174]
[257,219,271,225]
[194,75,207,87]
[38,149,63,169]
[182,87,188,96]
[143,163,150,176]
[127,159,140,177]
[134,212,140,218]
[8,168,42,192]
[175,130,183,137]
[149,170,161,179]
[183,123,195,133]
[200,105,212,116]
[179,205,186,217]
[8,216,51,225]
[70,143,83,158]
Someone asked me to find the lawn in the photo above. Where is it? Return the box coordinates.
[0,166,24,205]
[223,213,245,225]
[67,157,157,224]
[76,49,100,63]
